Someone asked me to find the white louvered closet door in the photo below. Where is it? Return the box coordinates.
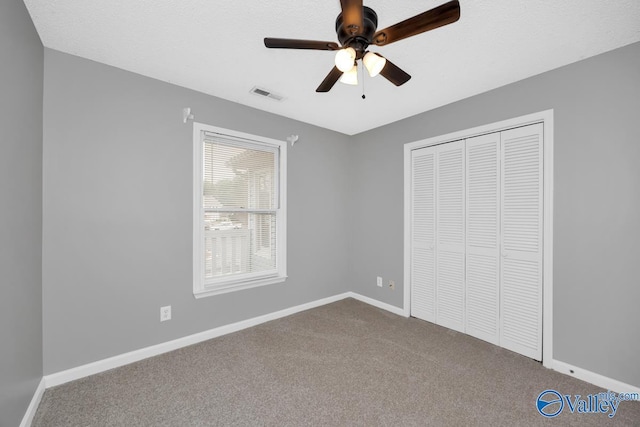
[411,147,437,322]
[436,140,466,333]
[465,133,500,345]
[500,123,543,361]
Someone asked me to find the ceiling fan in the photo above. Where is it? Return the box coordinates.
[264,0,461,93]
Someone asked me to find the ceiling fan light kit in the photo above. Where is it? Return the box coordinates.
[335,47,357,72]
[264,0,461,93]
[340,64,359,85]
[362,51,386,77]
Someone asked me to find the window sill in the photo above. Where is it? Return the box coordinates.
[194,275,288,299]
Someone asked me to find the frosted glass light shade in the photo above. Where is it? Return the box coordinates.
[339,65,358,85]
[335,47,356,72]
[363,52,387,77]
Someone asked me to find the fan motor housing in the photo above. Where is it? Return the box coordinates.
[335,6,378,57]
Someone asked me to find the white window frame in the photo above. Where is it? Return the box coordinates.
[193,122,287,298]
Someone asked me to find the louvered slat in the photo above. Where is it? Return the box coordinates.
[437,146,464,246]
[436,250,465,330]
[500,123,543,361]
[465,133,500,345]
[412,248,435,321]
[436,141,465,332]
[411,149,436,322]
[466,254,499,339]
[502,258,540,350]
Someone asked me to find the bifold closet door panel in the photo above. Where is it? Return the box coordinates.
[436,140,466,333]
[500,123,543,361]
[411,147,436,322]
[465,133,500,345]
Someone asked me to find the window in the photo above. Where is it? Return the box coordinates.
[193,123,286,297]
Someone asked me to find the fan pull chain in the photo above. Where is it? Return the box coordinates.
[361,61,366,100]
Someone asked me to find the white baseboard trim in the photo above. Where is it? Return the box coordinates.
[348,292,409,317]
[550,359,640,394]
[19,377,45,427]
[43,292,405,390]
[27,291,405,423]
[45,292,356,388]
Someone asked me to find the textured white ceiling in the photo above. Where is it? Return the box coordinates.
[23,0,640,135]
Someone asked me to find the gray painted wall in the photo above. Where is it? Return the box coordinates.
[42,49,351,374]
[0,0,44,425]
[348,41,640,387]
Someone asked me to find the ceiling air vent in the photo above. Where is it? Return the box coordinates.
[250,86,284,101]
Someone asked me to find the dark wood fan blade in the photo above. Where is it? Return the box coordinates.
[379,59,411,86]
[372,0,460,46]
[340,0,364,35]
[316,66,343,92]
[264,38,340,51]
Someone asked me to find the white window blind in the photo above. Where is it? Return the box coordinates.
[194,125,286,297]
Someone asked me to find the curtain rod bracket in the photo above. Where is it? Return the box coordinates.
[287,135,299,147]
[183,107,194,124]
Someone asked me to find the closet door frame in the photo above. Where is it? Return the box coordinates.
[403,110,554,367]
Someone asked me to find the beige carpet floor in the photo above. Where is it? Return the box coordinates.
[33,298,640,426]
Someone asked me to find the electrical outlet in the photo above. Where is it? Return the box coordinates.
[389,280,395,290]
[160,305,171,322]
[377,276,383,287]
